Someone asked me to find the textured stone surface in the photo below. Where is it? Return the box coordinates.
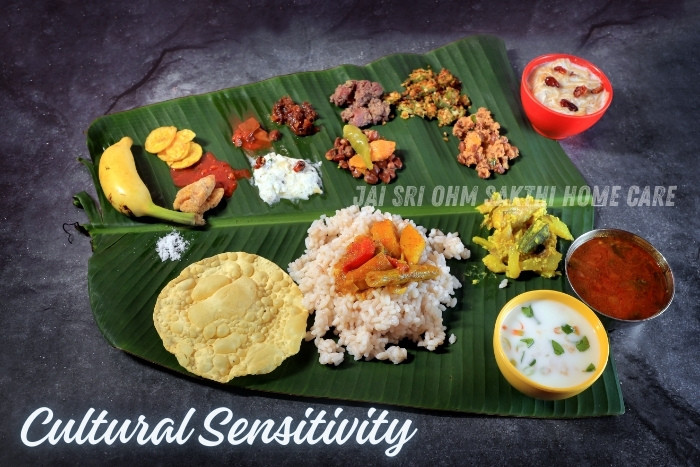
[1,0,699,465]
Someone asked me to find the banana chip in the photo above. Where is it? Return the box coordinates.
[153,252,309,383]
[145,126,177,154]
[158,129,196,162]
[169,142,203,169]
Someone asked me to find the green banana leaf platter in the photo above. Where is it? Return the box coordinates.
[75,35,624,417]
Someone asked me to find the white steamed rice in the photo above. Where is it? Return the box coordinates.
[287,205,470,365]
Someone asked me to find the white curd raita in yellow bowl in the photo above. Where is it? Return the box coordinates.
[493,290,609,400]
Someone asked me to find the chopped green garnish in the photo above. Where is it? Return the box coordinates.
[585,363,596,372]
[561,324,574,334]
[521,305,540,324]
[551,340,565,355]
[529,359,537,367]
[576,336,590,352]
[520,338,535,348]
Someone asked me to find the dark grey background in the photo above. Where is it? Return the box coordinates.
[2,0,699,465]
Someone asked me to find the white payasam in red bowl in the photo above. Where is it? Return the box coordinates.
[520,53,613,139]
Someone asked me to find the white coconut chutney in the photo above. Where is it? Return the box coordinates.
[249,153,323,205]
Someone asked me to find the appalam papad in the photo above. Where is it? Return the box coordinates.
[153,252,309,383]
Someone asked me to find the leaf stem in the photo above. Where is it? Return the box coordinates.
[147,204,197,225]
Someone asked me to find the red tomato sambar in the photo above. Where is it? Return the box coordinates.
[565,230,674,322]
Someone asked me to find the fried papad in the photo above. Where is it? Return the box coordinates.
[153,252,309,383]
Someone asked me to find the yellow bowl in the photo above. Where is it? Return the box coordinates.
[493,290,609,400]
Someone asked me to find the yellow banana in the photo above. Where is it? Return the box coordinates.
[98,136,197,225]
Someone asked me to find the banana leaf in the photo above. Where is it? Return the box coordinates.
[75,35,624,417]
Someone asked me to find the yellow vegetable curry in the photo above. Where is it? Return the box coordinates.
[472,193,573,279]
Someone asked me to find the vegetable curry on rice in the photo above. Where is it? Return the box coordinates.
[334,220,439,295]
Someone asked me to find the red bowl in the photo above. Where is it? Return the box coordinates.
[521,53,613,139]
